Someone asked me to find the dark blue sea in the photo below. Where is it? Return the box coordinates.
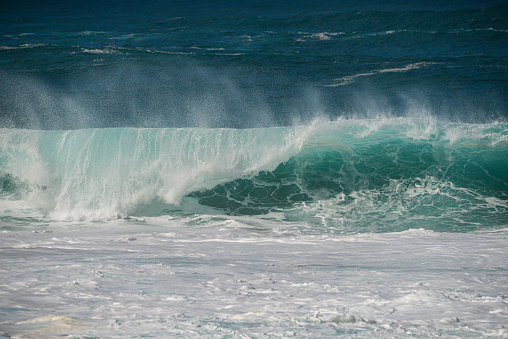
[0,1,507,337]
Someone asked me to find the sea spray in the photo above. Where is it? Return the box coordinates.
[1,126,306,220]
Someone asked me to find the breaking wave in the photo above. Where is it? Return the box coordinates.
[1,117,507,232]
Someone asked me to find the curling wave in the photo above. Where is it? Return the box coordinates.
[1,117,507,232]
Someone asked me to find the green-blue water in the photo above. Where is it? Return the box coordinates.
[1,118,506,233]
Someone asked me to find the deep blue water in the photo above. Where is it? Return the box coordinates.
[1,0,507,129]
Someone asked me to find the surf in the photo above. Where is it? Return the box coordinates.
[0,117,507,232]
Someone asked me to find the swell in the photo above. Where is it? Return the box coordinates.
[0,118,507,231]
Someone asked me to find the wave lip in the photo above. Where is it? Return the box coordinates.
[0,126,306,220]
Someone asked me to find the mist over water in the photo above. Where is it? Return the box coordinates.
[1,1,507,129]
[1,57,506,130]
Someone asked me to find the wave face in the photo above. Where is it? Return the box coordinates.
[1,118,507,232]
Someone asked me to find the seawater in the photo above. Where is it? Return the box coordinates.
[1,119,507,232]
[1,1,507,129]
[1,0,507,337]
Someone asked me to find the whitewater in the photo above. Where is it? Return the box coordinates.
[1,225,507,338]
[1,118,507,337]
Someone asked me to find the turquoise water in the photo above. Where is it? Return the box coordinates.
[1,118,506,232]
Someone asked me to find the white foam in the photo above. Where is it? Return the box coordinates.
[0,43,48,51]
[324,62,436,87]
[1,225,506,337]
[297,31,344,42]
[82,48,117,54]
[485,197,508,208]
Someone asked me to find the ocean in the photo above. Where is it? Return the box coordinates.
[1,0,507,337]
